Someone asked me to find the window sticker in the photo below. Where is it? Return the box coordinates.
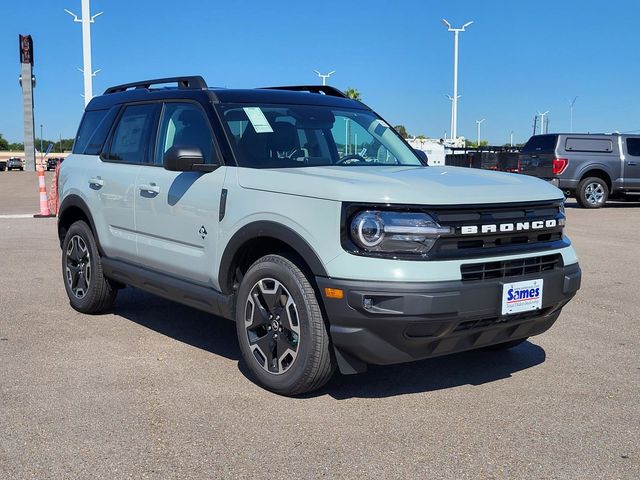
[243,107,274,133]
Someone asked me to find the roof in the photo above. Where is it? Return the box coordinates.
[87,76,369,111]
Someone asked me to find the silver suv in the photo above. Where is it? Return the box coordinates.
[58,76,581,395]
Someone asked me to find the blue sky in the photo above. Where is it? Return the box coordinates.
[1,0,639,144]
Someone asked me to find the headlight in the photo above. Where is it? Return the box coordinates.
[350,210,452,255]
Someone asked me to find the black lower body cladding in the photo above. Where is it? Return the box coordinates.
[316,263,581,373]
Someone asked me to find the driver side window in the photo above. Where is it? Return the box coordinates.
[155,103,215,165]
[331,115,399,164]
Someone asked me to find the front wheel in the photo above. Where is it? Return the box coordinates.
[235,254,335,396]
[576,177,608,208]
[62,221,117,313]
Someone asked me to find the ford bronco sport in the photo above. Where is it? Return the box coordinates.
[58,76,581,395]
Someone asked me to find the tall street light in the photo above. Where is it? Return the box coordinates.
[313,70,335,86]
[445,94,461,140]
[569,97,578,133]
[538,110,549,134]
[65,0,103,107]
[442,19,473,141]
[476,118,485,146]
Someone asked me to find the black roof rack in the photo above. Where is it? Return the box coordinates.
[104,76,208,94]
[259,85,348,99]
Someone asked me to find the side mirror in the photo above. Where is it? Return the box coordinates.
[413,148,429,165]
[163,145,217,172]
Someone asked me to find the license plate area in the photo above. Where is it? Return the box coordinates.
[501,279,543,315]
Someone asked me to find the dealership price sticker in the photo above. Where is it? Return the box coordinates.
[501,279,543,315]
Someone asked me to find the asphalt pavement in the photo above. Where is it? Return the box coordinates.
[0,173,638,479]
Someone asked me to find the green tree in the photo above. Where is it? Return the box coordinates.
[0,133,9,151]
[8,142,24,151]
[466,140,489,148]
[415,134,428,140]
[393,125,410,139]
[344,88,361,100]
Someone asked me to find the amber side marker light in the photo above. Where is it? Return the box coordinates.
[324,288,344,299]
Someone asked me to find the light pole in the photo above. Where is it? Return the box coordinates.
[538,111,549,134]
[65,0,103,106]
[445,94,461,140]
[344,118,349,155]
[510,130,514,147]
[476,118,485,146]
[569,97,578,133]
[313,70,335,86]
[442,19,473,141]
[40,124,43,167]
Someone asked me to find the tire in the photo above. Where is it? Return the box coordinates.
[576,176,608,208]
[235,254,335,396]
[484,338,528,351]
[61,220,117,314]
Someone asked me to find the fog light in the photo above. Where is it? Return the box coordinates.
[363,297,373,310]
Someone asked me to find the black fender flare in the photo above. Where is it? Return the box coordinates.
[218,221,328,294]
[57,194,103,253]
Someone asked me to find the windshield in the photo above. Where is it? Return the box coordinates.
[218,104,424,168]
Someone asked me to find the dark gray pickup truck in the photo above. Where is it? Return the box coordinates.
[519,133,640,208]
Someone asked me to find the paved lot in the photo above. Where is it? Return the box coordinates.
[0,171,55,216]
[1,173,639,478]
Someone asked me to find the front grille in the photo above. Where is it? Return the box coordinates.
[460,254,562,281]
[454,307,553,332]
[429,200,567,259]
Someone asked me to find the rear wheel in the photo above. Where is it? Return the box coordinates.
[235,254,335,396]
[62,221,117,313]
[576,176,608,208]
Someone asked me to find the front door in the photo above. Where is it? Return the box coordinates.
[134,101,226,286]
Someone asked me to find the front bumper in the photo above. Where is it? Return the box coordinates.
[316,262,581,373]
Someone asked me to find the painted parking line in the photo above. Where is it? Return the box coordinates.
[0,214,38,219]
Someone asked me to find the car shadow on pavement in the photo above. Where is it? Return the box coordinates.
[315,341,546,400]
[114,287,241,361]
[565,199,640,208]
[114,287,546,399]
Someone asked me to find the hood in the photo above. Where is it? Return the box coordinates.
[237,166,564,205]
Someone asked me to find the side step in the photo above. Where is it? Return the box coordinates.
[101,257,234,320]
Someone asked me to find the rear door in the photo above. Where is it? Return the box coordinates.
[134,101,226,285]
[518,135,558,179]
[622,137,640,190]
[86,103,159,262]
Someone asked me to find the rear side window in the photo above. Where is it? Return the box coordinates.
[626,138,640,157]
[521,135,558,154]
[106,104,159,164]
[565,137,612,153]
[73,110,108,154]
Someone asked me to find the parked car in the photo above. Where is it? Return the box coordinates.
[519,133,640,208]
[57,76,581,395]
[47,157,62,171]
[0,160,6,171]
[7,158,24,171]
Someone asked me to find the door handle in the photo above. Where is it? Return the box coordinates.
[89,176,104,188]
[628,161,638,166]
[139,183,160,194]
